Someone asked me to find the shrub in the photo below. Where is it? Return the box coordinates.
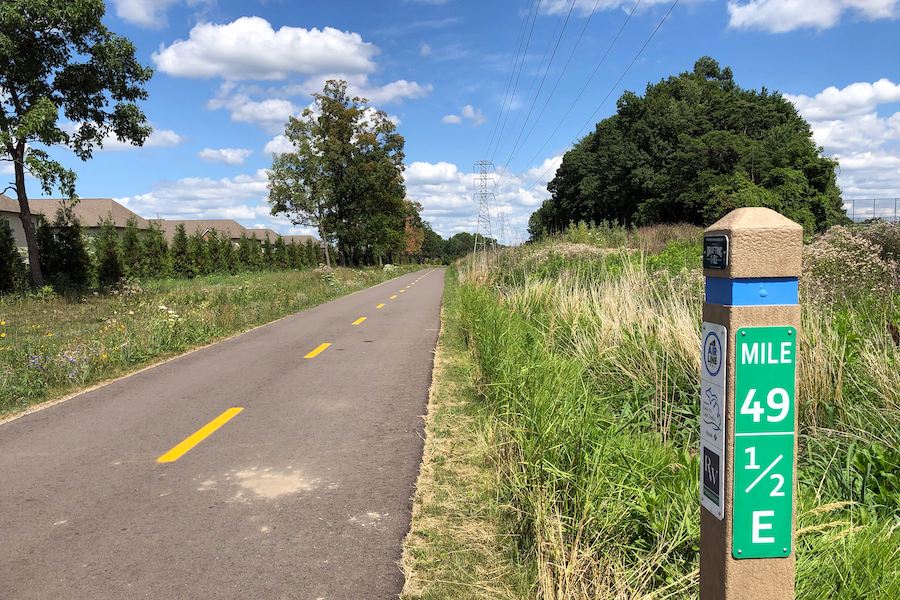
[0,219,28,294]
[94,217,123,286]
[36,206,91,291]
[802,225,900,307]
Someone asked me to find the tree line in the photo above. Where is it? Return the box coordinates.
[0,208,323,295]
[529,57,847,238]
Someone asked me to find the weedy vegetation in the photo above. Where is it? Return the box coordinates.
[0,264,423,415]
[413,220,899,598]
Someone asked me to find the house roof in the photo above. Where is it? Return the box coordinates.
[0,193,19,214]
[281,235,321,246]
[246,228,280,242]
[27,198,151,229]
[1,194,307,245]
[159,219,248,243]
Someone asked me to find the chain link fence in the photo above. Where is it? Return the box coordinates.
[843,198,900,223]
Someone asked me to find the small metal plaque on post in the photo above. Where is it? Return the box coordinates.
[733,326,796,559]
[703,235,729,270]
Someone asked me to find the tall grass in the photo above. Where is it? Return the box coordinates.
[457,222,900,598]
[0,265,423,413]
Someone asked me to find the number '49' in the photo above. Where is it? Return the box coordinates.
[740,389,790,423]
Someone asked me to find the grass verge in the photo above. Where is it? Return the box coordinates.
[449,222,900,598]
[401,266,533,599]
[0,264,424,416]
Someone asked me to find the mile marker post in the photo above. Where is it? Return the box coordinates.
[699,208,802,600]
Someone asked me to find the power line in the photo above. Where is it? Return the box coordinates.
[498,0,643,189]
[481,0,539,159]
[502,0,680,205]
[494,0,577,164]
[489,0,544,163]
[500,0,610,168]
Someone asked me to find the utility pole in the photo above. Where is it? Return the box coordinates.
[473,161,495,255]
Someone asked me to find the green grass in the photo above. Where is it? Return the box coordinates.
[0,265,424,414]
[449,222,900,599]
[401,266,533,599]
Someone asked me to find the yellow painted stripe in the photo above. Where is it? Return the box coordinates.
[304,342,331,358]
[377,303,385,308]
[390,295,397,299]
[352,317,367,325]
[399,289,405,293]
[406,286,411,288]
[158,408,243,463]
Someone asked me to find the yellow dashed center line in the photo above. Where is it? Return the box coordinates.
[390,295,397,299]
[157,408,243,463]
[352,317,367,325]
[377,303,385,308]
[305,343,331,358]
[399,289,405,293]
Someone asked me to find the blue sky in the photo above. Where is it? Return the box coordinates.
[12,0,900,241]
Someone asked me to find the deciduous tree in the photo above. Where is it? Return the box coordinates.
[536,57,845,236]
[268,80,407,267]
[0,0,153,286]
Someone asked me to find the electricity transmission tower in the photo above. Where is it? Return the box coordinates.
[473,161,495,254]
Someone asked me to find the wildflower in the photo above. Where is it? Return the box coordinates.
[102,354,108,359]
[46,333,52,337]
[114,346,119,351]
[1,321,5,325]
[0,333,5,338]
[159,305,167,310]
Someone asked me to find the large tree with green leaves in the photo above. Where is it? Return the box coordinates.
[0,0,153,287]
[532,57,845,237]
[268,80,408,267]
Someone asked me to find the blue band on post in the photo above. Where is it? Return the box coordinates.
[705,277,798,306]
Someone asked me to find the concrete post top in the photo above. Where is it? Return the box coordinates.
[704,208,802,279]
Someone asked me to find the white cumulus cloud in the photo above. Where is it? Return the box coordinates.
[120,170,270,219]
[109,0,210,29]
[783,79,900,120]
[405,161,461,185]
[362,80,433,105]
[727,0,900,33]
[60,123,188,152]
[197,148,253,166]
[403,159,562,239]
[442,105,486,126]
[152,17,379,80]
[207,88,302,134]
[786,79,900,200]
[263,135,295,155]
[117,169,321,235]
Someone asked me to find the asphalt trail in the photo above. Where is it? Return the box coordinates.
[0,268,445,600]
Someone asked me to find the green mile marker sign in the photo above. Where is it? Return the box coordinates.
[733,326,796,559]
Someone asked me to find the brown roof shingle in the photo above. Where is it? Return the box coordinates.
[159,219,249,243]
[27,198,150,229]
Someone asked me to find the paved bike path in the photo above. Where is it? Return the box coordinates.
[0,268,445,599]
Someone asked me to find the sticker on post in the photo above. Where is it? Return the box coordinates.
[700,322,727,520]
[700,438,724,519]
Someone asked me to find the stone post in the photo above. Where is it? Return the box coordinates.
[699,208,802,600]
